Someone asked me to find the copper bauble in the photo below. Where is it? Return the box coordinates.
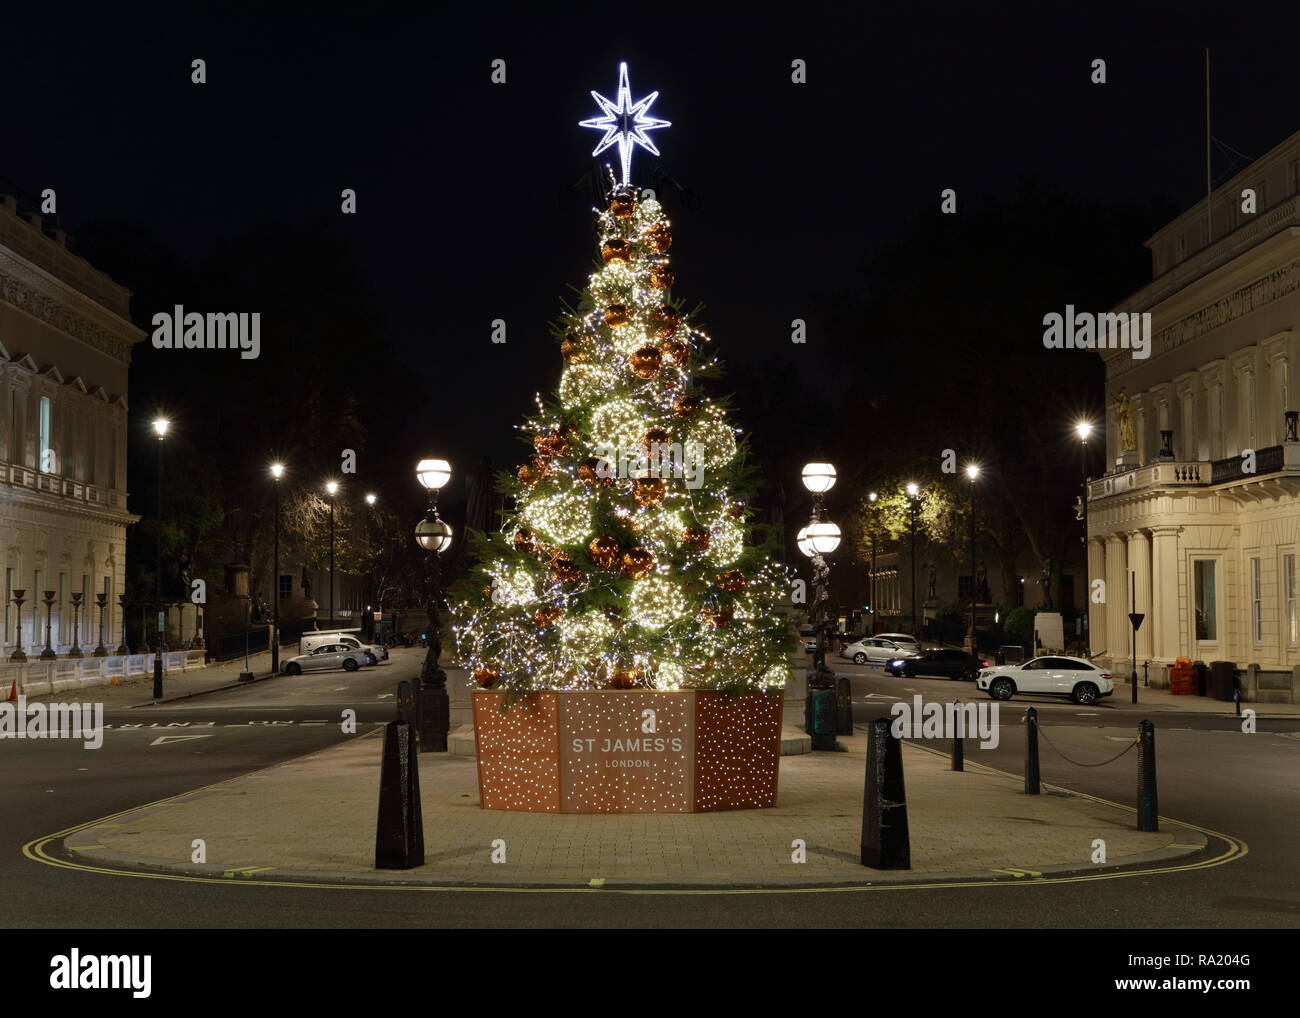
[473,668,499,688]
[610,195,636,219]
[632,476,666,507]
[702,607,734,629]
[535,432,568,458]
[681,525,711,552]
[561,335,588,362]
[660,339,688,366]
[642,426,671,454]
[604,304,630,328]
[534,605,562,627]
[601,238,632,263]
[549,552,582,585]
[513,529,538,555]
[646,224,672,252]
[608,669,637,689]
[629,345,662,379]
[589,536,620,569]
[715,569,746,592]
[649,264,675,290]
[518,463,537,486]
[651,307,681,339]
[622,547,656,579]
[672,393,703,417]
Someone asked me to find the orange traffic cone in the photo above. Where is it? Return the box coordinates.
[5,679,15,703]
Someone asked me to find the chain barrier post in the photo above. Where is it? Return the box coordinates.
[952,699,964,772]
[861,717,910,869]
[1137,719,1158,832]
[1024,706,1040,795]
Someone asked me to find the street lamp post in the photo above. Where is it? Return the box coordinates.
[39,590,56,660]
[270,463,284,673]
[9,590,26,663]
[69,592,84,659]
[325,481,339,630]
[906,482,921,639]
[965,465,980,653]
[93,592,107,657]
[799,461,844,752]
[867,491,878,636]
[152,417,170,699]
[415,458,453,752]
[364,493,377,643]
[1076,421,1092,654]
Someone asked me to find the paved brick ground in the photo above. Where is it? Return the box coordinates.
[65,730,1198,888]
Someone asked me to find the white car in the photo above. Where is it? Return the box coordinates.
[299,631,389,661]
[876,632,920,650]
[281,642,375,675]
[841,637,919,666]
[976,655,1113,705]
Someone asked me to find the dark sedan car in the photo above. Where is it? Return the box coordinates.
[884,648,988,681]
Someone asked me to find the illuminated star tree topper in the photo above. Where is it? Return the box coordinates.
[578,62,671,186]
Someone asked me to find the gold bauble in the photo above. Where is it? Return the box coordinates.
[681,525,711,552]
[622,547,656,579]
[518,463,537,486]
[629,345,662,379]
[651,307,681,339]
[660,339,688,366]
[649,264,675,290]
[608,669,637,689]
[672,393,703,417]
[561,335,588,362]
[601,238,632,263]
[632,477,666,507]
[604,304,630,328]
[646,224,672,252]
[702,607,734,629]
[549,551,582,585]
[534,432,567,458]
[513,529,538,555]
[610,194,636,219]
[589,536,620,569]
[715,569,746,592]
[473,668,499,688]
[642,426,671,453]
[534,605,562,627]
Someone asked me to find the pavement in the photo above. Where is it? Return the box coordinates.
[54,726,1205,890]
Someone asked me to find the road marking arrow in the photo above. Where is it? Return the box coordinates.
[149,735,214,746]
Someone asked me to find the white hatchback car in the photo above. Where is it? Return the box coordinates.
[841,637,919,666]
[976,655,1113,705]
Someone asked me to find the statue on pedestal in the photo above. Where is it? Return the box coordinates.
[1039,557,1054,611]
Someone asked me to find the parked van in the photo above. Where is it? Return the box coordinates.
[298,631,389,662]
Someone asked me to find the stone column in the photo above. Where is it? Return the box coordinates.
[1128,530,1153,662]
[1150,525,1182,661]
[1087,537,1107,657]
[1105,534,1128,668]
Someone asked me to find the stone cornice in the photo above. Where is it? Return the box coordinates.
[0,250,143,366]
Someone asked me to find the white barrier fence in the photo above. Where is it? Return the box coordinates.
[0,650,207,696]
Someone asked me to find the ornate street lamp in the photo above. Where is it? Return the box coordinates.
[270,463,284,672]
[905,482,922,640]
[800,460,846,751]
[9,589,26,663]
[117,593,130,655]
[40,590,56,660]
[965,465,980,653]
[152,417,170,699]
[414,458,453,751]
[1076,420,1093,653]
[867,492,879,635]
[364,492,377,641]
[69,591,84,659]
[93,592,108,657]
[324,480,339,630]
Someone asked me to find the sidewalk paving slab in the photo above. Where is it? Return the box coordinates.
[59,728,1208,890]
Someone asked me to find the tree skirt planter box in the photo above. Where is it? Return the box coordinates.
[472,689,783,813]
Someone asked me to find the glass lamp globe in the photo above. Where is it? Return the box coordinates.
[417,458,452,490]
[415,515,453,553]
[796,526,815,558]
[801,462,837,494]
[806,520,841,555]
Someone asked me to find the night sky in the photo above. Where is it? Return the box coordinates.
[4,4,1300,486]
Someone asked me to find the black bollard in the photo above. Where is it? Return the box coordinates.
[1234,687,1242,716]
[951,699,964,772]
[396,680,414,726]
[836,675,854,735]
[1136,719,1158,832]
[375,719,425,869]
[1024,706,1040,795]
[861,718,910,869]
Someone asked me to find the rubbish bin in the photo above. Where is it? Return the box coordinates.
[1193,661,1209,697]
[1209,660,1236,701]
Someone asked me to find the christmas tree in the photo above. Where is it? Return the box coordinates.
[452,64,793,697]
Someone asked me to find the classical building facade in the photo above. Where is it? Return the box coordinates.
[0,195,143,655]
[1088,128,1300,697]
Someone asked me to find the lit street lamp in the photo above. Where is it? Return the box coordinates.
[800,460,845,751]
[1076,420,1093,653]
[867,491,878,635]
[152,417,170,699]
[270,463,284,673]
[965,464,980,653]
[906,481,921,640]
[325,480,339,630]
[364,493,377,642]
[415,458,453,752]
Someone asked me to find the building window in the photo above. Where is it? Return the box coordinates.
[279,574,293,600]
[38,396,52,473]
[1194,559,1217,641]
[1251,557,1262,644]
[1287,554,1297,648]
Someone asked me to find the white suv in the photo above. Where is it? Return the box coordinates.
[976,655,1113,705]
